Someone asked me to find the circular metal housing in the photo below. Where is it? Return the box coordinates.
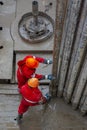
[18,12,54,43]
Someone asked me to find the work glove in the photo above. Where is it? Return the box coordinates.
[45,93,51,102]
[14,114,23,124]
[38,97,46,104]
[45,74,55,80]
[44,59,53,64]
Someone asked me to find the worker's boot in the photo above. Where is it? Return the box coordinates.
[14,114,23,124]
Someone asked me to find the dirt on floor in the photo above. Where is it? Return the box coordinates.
[19,98,87,130]
[0,88,87,130]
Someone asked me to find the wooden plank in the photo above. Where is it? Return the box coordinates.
[63,0,87,99]
[71,54,87,109]
[65,15,87,102]
[58,0,82,97]
[50,0,68,96]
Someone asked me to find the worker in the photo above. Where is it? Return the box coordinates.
[17,55,53,90]
[15,78,51,124]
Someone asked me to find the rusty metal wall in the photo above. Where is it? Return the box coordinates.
[56,0,87,115]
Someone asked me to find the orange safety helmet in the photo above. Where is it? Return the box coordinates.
[28,78,39,88]
[26,58,39,68]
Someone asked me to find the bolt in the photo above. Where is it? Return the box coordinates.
[0,1,4,5]
[0,27,3,30]
[49,2,53,6]
[0,46,3,49]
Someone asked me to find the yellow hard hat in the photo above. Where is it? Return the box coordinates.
[28,78,39,88]
[26,58,39,68]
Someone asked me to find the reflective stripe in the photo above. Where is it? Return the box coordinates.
[19,68,24,77]
[47,60,50,64]
[45,75,48,79]
[19,68,22,74]
[31,73,35,78]
[33,56,36,59]
[24,97,37,104]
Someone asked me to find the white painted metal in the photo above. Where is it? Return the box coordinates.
[0,0,16,27]
[16,0,56,20]
[0,0,16,14]
[0,29,13,79]
[11,0,56,51]
[0,84,18,94]
[0,0,16,80]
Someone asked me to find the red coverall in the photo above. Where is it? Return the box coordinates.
[18,83,46,114]
[17,55,46,89]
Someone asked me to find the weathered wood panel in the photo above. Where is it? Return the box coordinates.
[63,0,87,99]
[57,0,82,97]
[71,54,87,109]
[65,15,87,103]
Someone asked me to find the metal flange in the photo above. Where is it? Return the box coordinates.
[18,11,54,43]
[18,1,54,43]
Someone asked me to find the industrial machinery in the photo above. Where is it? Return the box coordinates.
[18,1,54,43]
